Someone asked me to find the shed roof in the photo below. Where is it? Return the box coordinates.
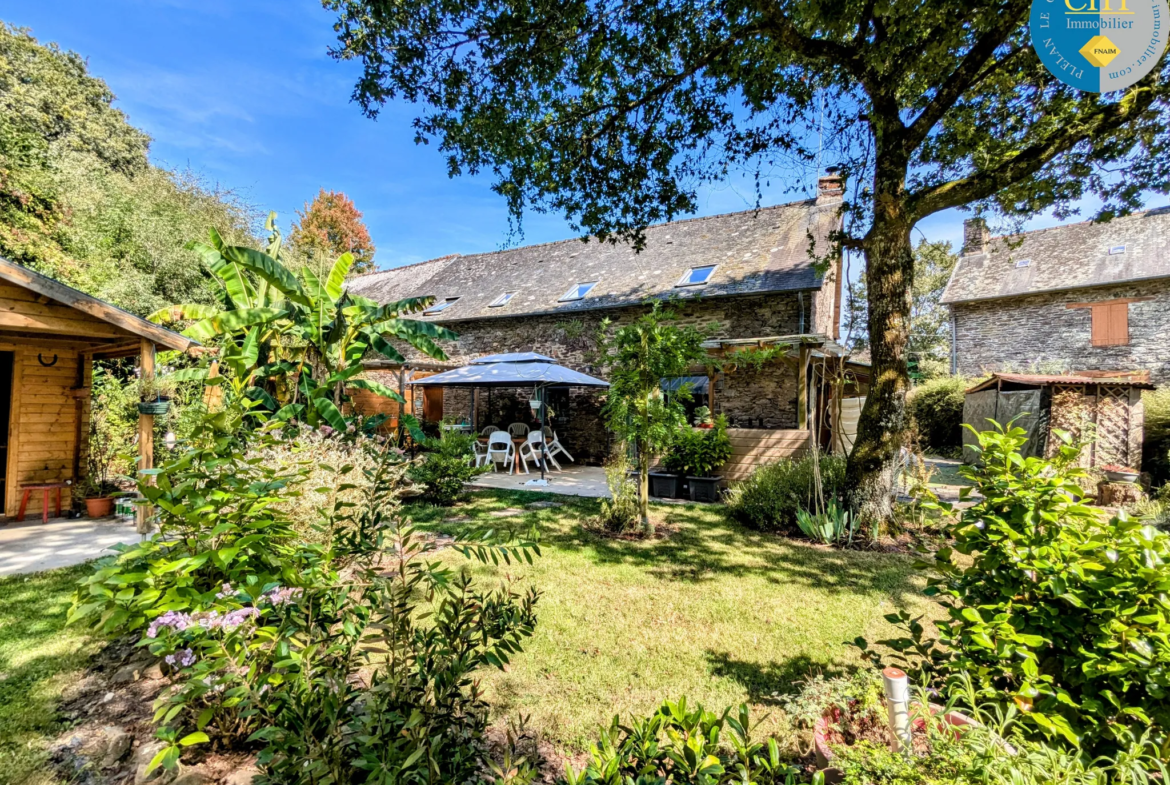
[966,371,1155,393]
[0,256,194,352]
[941,208,1170,305]
[348,199,840,322]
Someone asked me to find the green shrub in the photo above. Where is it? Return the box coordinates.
[563,698,801,785]
[1143,388,1170,486]
[907,376,969,456]
[860,421,1170,758]
[662,416,733,477]
[594,455,641,534]
[408,430,485,505]
[724,453,846,534]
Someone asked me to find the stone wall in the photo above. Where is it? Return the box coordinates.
[360,292,813,463]
[952,279,1170,384]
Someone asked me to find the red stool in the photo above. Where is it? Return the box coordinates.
[17,482,67,523]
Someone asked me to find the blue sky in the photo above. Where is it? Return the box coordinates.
[4,0,1165,272]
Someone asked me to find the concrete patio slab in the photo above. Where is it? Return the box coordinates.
[0,517,140,576]
[468,464,611,498]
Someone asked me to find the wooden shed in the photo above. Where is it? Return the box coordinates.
[0,257,194,523]
[963,371,1153,469]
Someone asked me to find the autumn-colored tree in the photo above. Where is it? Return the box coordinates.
[289,189,376,275]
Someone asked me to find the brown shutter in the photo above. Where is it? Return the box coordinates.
[1090,303,1129,346]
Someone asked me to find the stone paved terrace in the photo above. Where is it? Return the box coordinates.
[468,464,611,497]
[0,516,139,576]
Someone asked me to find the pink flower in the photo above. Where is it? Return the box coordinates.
[165,648,196,668]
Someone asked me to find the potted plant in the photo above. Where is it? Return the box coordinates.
[84,407,121,518]
[1101,464,1140,483]
[137,375,175,416]
[683,416,731,502]
[693,405,714,429]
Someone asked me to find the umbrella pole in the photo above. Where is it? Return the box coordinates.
[539,384,547,481]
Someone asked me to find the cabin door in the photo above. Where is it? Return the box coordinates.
[422,386,443,422]
[0,352,14,511]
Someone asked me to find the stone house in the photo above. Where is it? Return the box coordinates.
[347,175,854,466]
[943,209,1170,385]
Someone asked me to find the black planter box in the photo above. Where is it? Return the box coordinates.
[648,471,682,498]
[687,476,723,503]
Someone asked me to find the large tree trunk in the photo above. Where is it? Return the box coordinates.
[845,164,915,527]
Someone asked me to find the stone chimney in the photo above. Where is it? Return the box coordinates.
[816,166,845,205]
[962,218,990,255]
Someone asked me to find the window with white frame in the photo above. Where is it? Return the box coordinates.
[676,265,717,286]
[489,292,516,307]
[559,282,597,302]
[423,297,460,315]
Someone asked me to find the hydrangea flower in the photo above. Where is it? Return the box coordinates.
[263,586,303,607]
[165,648,196,668]
[204,607,261,631]
[147,611,194,639]
[215,583,235,599]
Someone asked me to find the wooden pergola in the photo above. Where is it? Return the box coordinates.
[0,257,195,526]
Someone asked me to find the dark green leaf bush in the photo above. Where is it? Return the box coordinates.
[862,422,1170,758]
[408,430,486,505]
[562,699,801,784]
[724,453,846,534]
[1142,388,1170,486]
[662,416,732,477]
[906,376,969,456]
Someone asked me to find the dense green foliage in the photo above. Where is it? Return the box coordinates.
[594,455,642,534]
[600,302,711,533]
[152,218,454,431]
[408,430,485,505]
[562,699,802,785]
[861,423,1170,758]
[0,25,254,315]
[662,417,732,478]
[907,376,969,456]
[724,454,846,535]
[1142,388,1170,486]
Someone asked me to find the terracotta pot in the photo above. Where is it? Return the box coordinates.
[696,423,714,429]
[86,496,115,518]
[813,704,984,783]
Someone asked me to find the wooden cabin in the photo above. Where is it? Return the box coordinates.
[0,257,194,522]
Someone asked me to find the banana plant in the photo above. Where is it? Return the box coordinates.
[154,213,456,433]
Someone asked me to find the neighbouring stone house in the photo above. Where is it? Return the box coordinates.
[943,209,1170,385]
[347,174,855,466]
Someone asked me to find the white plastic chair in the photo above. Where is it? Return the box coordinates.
[507,422,530,439]
[520,430,560,473]
[487,431,515,473]
[472,440,492,469]
[542,426,574,464]
[480,425,499,438]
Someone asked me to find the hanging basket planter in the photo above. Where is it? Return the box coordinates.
[137,400,171,416]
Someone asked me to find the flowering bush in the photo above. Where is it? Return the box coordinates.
[858,421,1170,759]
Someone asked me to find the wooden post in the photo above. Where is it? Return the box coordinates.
[136,339,155,534]
[797,344,810,430]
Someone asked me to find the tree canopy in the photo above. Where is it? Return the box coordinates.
[289,188,377,275]
[326,0,1170,521]
[0,24,255,316]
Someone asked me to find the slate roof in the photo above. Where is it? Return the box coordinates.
[941,207,1170,305]
[347,199,840,322]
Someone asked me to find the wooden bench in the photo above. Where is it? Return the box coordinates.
[17,482,68,523]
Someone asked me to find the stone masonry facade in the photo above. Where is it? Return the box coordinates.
[364,290,828,463]
[952,277,1170,384]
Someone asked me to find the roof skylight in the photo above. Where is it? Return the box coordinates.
[559,282,597,302]
[1109,244,1126,255]
[676,265,717,287]
[489,292,516,308]
[424,297,460,315]
[1015,259,1031,268]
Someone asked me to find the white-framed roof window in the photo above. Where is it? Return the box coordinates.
[676,265,717,287]
[1109,244,1127,255]
[489,292,516,308]
[559,282,597,302]
[424,296,460,315]
[1015,258,1031,268]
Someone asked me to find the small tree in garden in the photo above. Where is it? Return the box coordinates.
[289,188,377,275]
[599,302,709,534]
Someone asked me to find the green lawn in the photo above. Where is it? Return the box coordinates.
[405,490,935,751]
[0,565,99,785]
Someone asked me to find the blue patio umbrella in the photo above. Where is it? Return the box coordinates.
[410,352,608,481]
